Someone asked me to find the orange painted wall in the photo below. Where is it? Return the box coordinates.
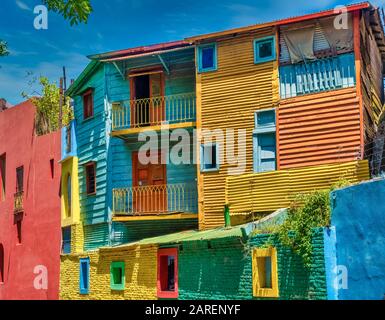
[278,88,362,169]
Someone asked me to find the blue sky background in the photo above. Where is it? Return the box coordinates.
[1,0,384,104]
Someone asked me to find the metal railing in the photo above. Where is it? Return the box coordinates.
[279,53,356,99]
[113,183,197,216]
[14,191,24,213]
[112,93,196,131]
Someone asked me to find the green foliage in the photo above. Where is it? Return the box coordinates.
[22,77,73,135]
[43,0,93,25]
[0,40,9,57]
[276,189,331,268]
[264,179,351,268]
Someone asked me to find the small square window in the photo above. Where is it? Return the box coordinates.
[254,36,276,64]
[110,261,125,291]
[83,89,94,120]
[200,143,220,172]
[198,43,217,73]
[255,109,276,128]
[252,247,279,298]
[79,258,90,295]
[157,248,178,299]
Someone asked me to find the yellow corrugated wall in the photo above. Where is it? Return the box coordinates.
[226,160,370,215]
[60,245,158,300]
[197,28,279,230]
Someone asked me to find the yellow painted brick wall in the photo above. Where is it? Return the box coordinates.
[60,245,158,300]
[70,223,84,254]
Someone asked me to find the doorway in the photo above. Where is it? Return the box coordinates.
[132,150,167,214]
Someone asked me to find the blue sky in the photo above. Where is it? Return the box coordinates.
[0,0,384,104]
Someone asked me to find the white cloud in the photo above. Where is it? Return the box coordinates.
[15,0,31,11]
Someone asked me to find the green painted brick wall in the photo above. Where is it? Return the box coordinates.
[178,228,327,300]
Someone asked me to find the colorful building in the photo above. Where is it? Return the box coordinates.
[0,100,61,300]
[188,1,385,228]
[60,2,385,300]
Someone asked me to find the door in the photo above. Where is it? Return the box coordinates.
[132,150,167,214]
[150,73,164,125]
[254,133,276,173]
[130,71,165,127]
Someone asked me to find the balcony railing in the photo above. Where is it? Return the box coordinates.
[112,93,196,131]
[279,53,356,99]
[14,191,24,214]
[113,183,197,216]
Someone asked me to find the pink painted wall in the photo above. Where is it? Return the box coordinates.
[0,100,61,300]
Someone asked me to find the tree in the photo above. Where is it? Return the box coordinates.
[23,77,73,135]
[0,0,92,57]
[0,41,9,57]
[42,0,93,26]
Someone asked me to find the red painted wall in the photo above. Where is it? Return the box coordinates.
[0,100,61,300]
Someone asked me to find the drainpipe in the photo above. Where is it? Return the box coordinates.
[224,204,231,228]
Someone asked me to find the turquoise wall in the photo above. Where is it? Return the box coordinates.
[331,179,385,300]
[73,65,110,226]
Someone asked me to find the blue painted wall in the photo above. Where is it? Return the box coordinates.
[73,65,110,226]
[61,119,78,161]
[331,179,385,300]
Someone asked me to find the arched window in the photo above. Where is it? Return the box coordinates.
[66,174,71,217]
[0,244,4,283]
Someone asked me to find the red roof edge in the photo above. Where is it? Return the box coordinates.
[88,40,190,61]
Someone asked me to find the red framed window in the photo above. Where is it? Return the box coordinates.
[83,89,94,120]
[85,162,96,195]
[157,248,178,299]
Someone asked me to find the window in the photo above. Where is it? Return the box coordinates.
[50,159,55,179]
[16,166,24,193]
[0,154,5,201]
[79,258,90,294]
[0,244,4,284]
[252,247,279,298]
[198,43,217,73]
[62,227,71,254]
[110,261,125,291]
[254,36,276,64]
[66,174,71,216]
[200,143,220,172]
[83,89,94,120]
[253,110,276,173]
[85,162,96,195]
[157,248,178,299]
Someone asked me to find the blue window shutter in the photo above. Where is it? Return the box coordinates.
[254,133,276,173]
[198,43,217,73]
[79,258,90,294]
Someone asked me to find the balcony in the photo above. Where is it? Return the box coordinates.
[111,93,196,135]
[112,183,198,219]
[279,53,356,99]
[14,191,24,214]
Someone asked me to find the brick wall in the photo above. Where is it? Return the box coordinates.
[60,244,158,300]
[178,228,327,300]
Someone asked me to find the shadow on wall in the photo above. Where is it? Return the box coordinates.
[331,179,385,300]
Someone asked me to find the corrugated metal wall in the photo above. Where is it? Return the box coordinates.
[278,88,362,169]
[226,160,369,215]
[84,222,110,251]
[197,28,279,229]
